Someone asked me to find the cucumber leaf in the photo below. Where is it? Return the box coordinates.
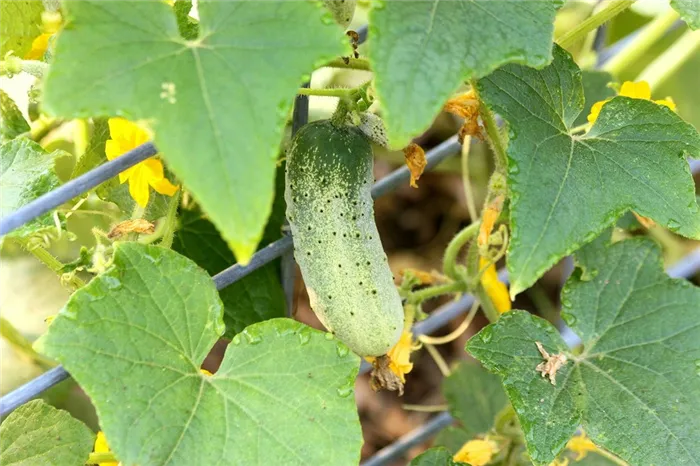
[409,447,466,466]
[442,362,508,437]
[1,90,31,141]
[36,242,362,465]
[468,238,700,465]
[368,0,559,148]
[477,44,700,296]
[42,1,348,262]
[0,399,95,466]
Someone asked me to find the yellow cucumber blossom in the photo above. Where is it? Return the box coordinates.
[453,439,498,466]
[93,431,118,465]
[105,118,178,208]
[566,432,598,460]
[587,80,676,124]
[366,330,416,383]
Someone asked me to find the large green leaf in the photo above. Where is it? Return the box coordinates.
[0,0,43,57]
[173,208,285,338]
[672,0,700,29]
[477,44,700,296]
[467,238,700,465]
[442,362,508,437]
[368,0,559,149]
[42,1,348,262]
[0,399,95,466]
[0,138,64,240]
[36,242,361,465]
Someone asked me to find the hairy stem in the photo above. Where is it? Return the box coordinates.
[557,0,637,49]
[158,189,182,249]
[0,317,56,369]
[443,222,480,281]
[408,281,467,303]
[297,87,352,98]
[18,240,86,290]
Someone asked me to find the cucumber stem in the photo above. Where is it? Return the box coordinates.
[442,222,480,281]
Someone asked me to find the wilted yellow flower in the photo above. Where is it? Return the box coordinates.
[105,118,178,208]
[366,330,415,383]
[587,80,676,124]
[454,439,497,466]
[93,431,118,466]
[566,433,598,460]
[479,257,511,314]
[200,368,213,376]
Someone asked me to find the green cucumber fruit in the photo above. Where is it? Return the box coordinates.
[322,0,357,29]
[285,120,403,357]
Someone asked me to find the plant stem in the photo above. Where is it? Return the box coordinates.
[323,57,371,71]
[0,317,56,369]
[443,222,480,281]
[0,57,49,78]
[418,298,480,345]
[409,281,467,303]
[635,29,700,91]
[18,240,86,290]
[461,136,478,221]
[297,87,352,98]
[402,404,448,412]
[86,452,117,464]
[557,0,637,49]
[422,342,451,377]
[472,81,508,173]
[158,189,181,249]
[603,8,680,77]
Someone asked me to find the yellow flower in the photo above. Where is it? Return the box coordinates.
[454,439,497,466]
[200,368,213,376]
[93,431,118,466]
[105,118,178,208]
[479,257,511,314]
[566,433,598,461]
[549,459,570,466]
[366,330,415,383]
[25,33,52,60]
[587,80,676,124]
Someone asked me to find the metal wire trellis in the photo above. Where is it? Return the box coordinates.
[0,18,699,466]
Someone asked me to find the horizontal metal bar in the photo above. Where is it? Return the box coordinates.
[0,366,71,416]
[360,412,454,466]
[0,143,157,236]
[213,136,461,288]
[0,135,462,417]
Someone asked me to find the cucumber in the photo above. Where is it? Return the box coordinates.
[285,120,404,357]
[322,0,357,29]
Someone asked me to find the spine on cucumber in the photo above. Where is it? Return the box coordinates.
[285,120,404,357]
